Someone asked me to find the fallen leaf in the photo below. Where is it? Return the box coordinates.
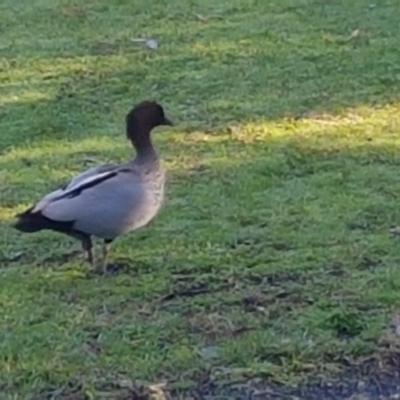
[389,226,400,235]
[148,382,168,400]
[131,38,159,50]
[145,39,159,50]
[349,29,361,40]
[194,13,207,22]
[323,28,363,45]
[5,251,24,262]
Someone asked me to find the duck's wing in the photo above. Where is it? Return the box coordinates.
[33,164,139,213]
[62,163,120,190]
[33,164,147,238]
[14,163,146,237]
[31,163,121,212]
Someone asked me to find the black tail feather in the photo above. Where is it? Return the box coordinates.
[13,207,42,233]
[13,208,74,234]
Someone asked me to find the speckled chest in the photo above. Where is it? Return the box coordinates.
[143,167,166,208]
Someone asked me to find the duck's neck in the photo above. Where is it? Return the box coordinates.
[130,128,158,164]
[135,146,157,164]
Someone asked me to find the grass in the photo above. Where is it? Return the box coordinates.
[1,0,400,397]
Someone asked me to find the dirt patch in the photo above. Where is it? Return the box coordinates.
[26,350,400,399]
[172,351,400,399]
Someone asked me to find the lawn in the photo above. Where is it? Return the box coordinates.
[1,0,400,398]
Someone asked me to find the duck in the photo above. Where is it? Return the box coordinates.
[13,100,173,273]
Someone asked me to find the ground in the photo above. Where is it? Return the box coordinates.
[1,0,400,399]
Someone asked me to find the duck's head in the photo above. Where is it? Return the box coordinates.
[126,100,173,141]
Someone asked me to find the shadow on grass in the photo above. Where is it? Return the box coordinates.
[2,117,400,395]
[2,76,400,400]
[2,129,400,381]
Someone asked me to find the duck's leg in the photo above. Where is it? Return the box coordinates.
[101,238,113,274]
[68,231,94,265]
[81,235,94,265]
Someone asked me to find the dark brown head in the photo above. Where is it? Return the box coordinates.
[126,100,172,144]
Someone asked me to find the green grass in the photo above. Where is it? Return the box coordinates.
[1,0,400,397]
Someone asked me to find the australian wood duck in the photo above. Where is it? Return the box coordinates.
[13,100,173,273]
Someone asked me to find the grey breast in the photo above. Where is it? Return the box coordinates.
[132,165,166,228]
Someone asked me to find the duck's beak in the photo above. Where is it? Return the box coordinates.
[163,117,173,126]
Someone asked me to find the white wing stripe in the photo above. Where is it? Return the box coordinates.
[32,170,118,213]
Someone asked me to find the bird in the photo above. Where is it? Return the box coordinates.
[13,100,173,274]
